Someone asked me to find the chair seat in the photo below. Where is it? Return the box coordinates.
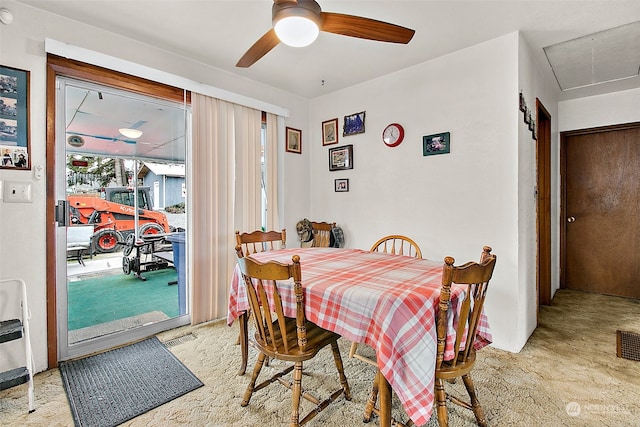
[253,318,341,362]
[435,351,476,380]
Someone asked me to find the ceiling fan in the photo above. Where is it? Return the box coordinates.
[236,0,415,68]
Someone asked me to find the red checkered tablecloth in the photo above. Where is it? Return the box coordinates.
[227,247,491,425]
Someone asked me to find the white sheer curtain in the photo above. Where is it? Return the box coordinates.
[190,93,268,323]
[264,113,280,231]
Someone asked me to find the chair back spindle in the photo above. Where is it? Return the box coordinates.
[236,253,304,354]
[370,235,422,259]
[310,222,335,248]
[235,229,286,256]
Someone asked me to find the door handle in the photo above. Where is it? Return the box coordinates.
[567,216,575,223]
[55,200,68,227]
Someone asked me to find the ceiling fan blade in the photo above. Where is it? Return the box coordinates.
[236,28,281,68]
[130,120,147,129]
[69,131,138,144]
[69,132,116,141]
[321,12,415,44]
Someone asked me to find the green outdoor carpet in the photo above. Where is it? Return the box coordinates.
[68,269,178,330]
[59,336,203,427]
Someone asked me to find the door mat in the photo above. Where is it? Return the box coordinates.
[616,330,640,361]
[59,337,203,427]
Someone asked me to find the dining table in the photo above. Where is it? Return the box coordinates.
[227,247,492,426]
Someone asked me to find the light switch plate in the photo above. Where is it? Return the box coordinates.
[3,181,32,203]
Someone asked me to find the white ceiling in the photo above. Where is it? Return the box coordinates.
[63,82,187,162]
[15,0,640,100]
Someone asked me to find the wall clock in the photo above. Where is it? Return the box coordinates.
[382,123,404,147]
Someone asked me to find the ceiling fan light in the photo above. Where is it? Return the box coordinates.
[274,16,319,47]
[119,128,143,139]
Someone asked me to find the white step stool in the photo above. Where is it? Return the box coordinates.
[0,278,35,413]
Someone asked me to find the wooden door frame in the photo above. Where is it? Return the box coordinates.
[45,54,189,367]
[559,121,640,290]
[536,99,552,307]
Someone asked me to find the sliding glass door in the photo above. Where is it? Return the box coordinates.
[55,77,190,360]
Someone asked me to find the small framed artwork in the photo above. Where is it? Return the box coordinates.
[519,91,526,112]
[0,65,30,169]
[322,118,338,146]
[524,107,531,124]
[329,144,353,171]
[343,111,365,136]
[423,132,450,156]
[335,178,349,192]
[285,127,302,154]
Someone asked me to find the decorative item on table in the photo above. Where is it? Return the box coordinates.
[329,144,353,171]
[295,218,344,248]
[322,118,338,146]
[285,127,302,154]
[343,111,365,136]
[334,178,349,192]
[423,132,450,156]
[296,218,314,247]
[0,64,30,169]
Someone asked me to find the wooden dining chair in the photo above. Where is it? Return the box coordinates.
[310,221,335,247]
[349,235,424,371]
[370,234,423,259]
[235,229,286,256]
[361,246,497,427]
[235,247,351,427]
[234,229,286,374]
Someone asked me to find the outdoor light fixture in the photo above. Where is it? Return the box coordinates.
[273,0,321,47]
[119,128,143,139]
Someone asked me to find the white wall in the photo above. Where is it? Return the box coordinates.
[559,87,640,131]
[308,33,530,352]
[0,0,310,372]
[517,34,561,343]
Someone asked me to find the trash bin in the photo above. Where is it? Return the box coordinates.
[166,232,186,315]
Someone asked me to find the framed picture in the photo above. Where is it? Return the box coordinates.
[343,111,365,136]
[0,65,30,169]
[334,178,349,192]
[329,144,353,171]
[423,132,450,156]
[285,127,302,154]
[322,118,339,146]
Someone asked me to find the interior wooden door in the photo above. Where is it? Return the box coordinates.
[561,124,640,299]
[536,99,552,307]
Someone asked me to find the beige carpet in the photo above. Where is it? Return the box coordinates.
[2,289,639,426]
